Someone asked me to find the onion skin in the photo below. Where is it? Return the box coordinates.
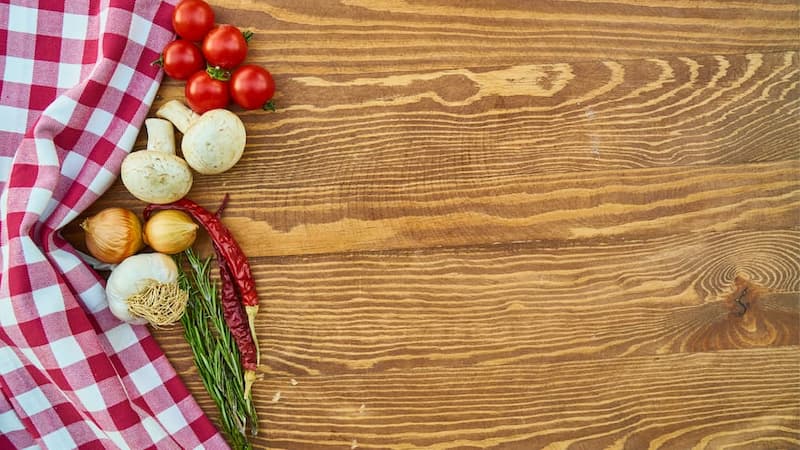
[81,207,144,264]
[143,210,199,254]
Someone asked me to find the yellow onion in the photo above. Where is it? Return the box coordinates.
[80,207,144,264]
[143,210,198,254]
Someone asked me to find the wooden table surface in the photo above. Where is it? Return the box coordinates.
[67,1,800,448]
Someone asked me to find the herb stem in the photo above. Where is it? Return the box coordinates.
[177,249,259,449]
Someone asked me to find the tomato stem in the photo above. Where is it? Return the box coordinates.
[206,65,231,81]
[242,30,254,43]
[151,54,164,68]
[263,100,276,112]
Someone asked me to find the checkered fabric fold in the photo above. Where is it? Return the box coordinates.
[0,0,225,448]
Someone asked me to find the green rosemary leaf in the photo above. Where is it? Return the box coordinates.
[176,250,258,449]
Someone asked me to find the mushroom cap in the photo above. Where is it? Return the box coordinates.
[121,151,193,204]
[181,109,246,175]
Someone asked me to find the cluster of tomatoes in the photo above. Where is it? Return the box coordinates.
[157,0,276,114]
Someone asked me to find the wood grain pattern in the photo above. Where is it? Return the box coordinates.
[157,51,800,188]
[67,0,800,448]
[218,0,800,73]
[69,160,800,257]
[164,347,800,449]
[154,229,800,375]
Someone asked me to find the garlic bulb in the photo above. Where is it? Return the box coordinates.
[106,253,188,326]
[81,208,144,264]
[143,210,199,254]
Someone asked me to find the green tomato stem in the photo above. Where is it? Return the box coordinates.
[206,65,231,81]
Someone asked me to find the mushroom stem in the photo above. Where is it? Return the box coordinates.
[145,118,176,154]
[156,100,199,134]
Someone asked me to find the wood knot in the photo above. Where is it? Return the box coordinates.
[670,276,799,352]
[723,276,766,319]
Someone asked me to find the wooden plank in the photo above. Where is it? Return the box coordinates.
[214,161,800,257]
[67,160,800,257]
[153,51,799,186]
[152,228,800,447]
[160,345,800,449]
[210,0,799,73]
[154,229,799,377]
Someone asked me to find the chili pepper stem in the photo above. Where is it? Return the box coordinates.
[246,305,260,365]
[243,304,259,400]
[244,369,257,401]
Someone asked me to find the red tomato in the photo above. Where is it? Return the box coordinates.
[172,0,215,42]
[202,25,248,69]
[230,65,275,110]
[185,71,229,114]
[160,40,204,80]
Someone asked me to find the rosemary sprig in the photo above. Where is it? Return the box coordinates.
[177,249,259,449]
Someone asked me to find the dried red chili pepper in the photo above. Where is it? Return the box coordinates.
[144,198,260,395]
[210,195,257,370]
[217,257,258,371]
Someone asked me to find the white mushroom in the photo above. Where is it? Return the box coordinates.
[121,118,193,204]
[156,100,247,175]
[156,100,199,134]
[183,109,246,174]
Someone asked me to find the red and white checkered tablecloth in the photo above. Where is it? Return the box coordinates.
[0,0,226,448]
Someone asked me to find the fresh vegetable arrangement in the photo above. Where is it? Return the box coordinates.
[145,197,260,398]
[80,0,276,447]
[156,0,276,112]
